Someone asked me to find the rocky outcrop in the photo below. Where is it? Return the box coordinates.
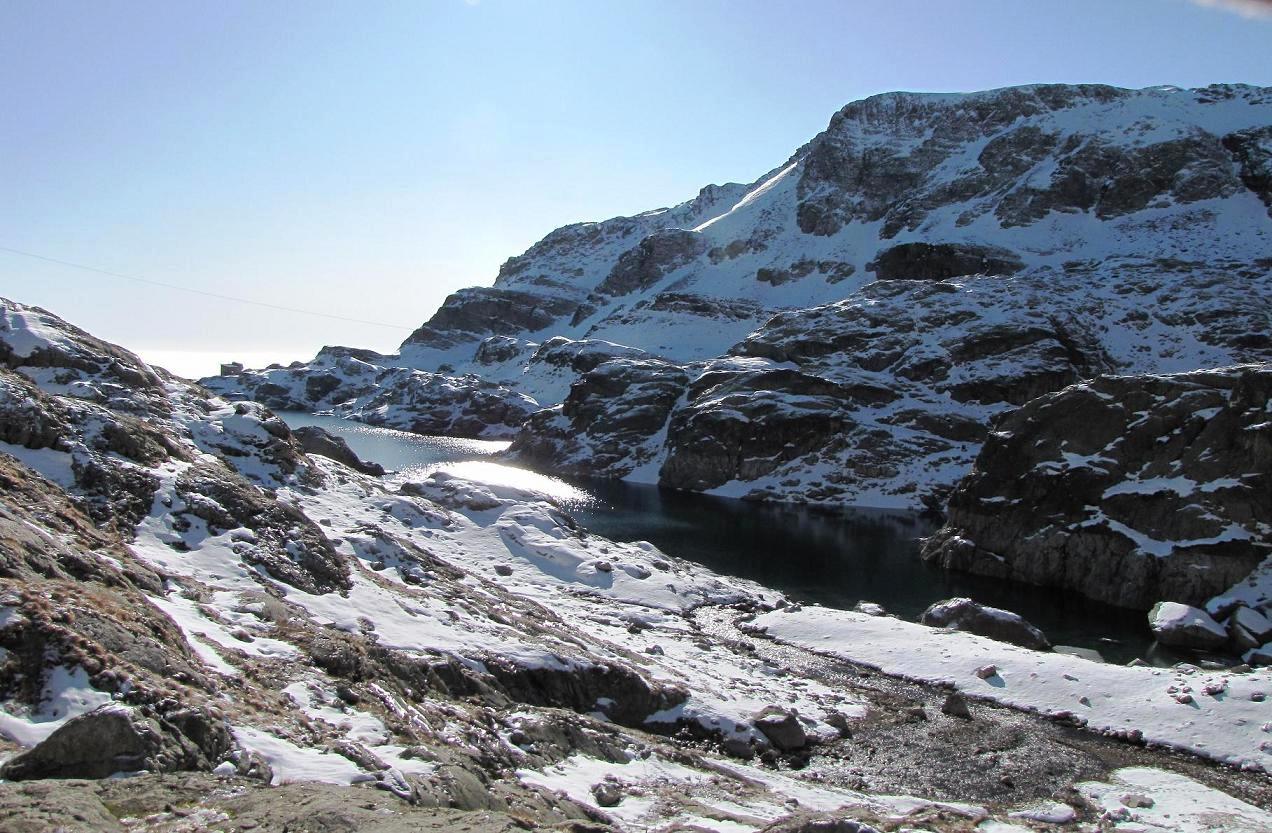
[923,365,1272,609]
[919,598,1051,651]
[794,85,1255,238]
[293,425,386,475]
[752,706,808,752]
[509,358,690,477]
[206,359,540,440]
[174,461,349,595]
[1221,126,1272,214]
[512,271,1141,505]
[595,229,707,296]
[660,364,893,492]
[337,371,538,439]
[403,288,581,351]
[867,242,1023,281]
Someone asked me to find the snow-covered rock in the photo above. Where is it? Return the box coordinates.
[1227,605,1272,652]
[1148,602,1229,651]
[204,349,538,440]
[919,597,1051,651]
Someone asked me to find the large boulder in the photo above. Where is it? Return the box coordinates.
[293,425,385,476]
[752,706,808,752]
[1148,602,1228,651]
[919,598,1051,650]
[0,705,230,781]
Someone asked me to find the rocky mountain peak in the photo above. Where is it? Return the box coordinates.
[209,82,1272,516]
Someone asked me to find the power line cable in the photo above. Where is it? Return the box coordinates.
[0,244,416,330]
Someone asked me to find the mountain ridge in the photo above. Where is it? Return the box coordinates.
[204,81,1272,509]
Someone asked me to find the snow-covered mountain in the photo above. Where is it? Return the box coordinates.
[206,83,1272,509]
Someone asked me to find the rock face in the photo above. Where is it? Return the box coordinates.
[919,598,1051,651]
[206,84,1271,510]
[867,242,1024,281]
[923,365,1272,609]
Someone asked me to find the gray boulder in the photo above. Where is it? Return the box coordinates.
[753,706,807,751]
[920,597,1051,651]
[0,705,230,781]
[1244,643,1272,666]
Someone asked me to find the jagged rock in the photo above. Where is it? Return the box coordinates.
[0,705,229,781]
[852,601,887,616]
[920,598,1051,651]
[293,425,385,475]
[753,706,807,751]
[1228,606,1272,652]
[923,365,1272,609]
[1149,602,1229,651]
[596,229,707,297]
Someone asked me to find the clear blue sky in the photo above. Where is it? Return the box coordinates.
[2,0,1269,375]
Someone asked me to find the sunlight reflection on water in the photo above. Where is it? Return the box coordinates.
[276,412,589,506]
[404,460,594,508]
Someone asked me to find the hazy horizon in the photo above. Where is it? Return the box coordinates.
[4,0,1271,379]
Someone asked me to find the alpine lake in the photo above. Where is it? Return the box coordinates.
[280,412,1157,665]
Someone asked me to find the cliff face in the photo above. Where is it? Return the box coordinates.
[922,365,1272,610]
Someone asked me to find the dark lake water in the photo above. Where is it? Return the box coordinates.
[280,412,1155,663]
